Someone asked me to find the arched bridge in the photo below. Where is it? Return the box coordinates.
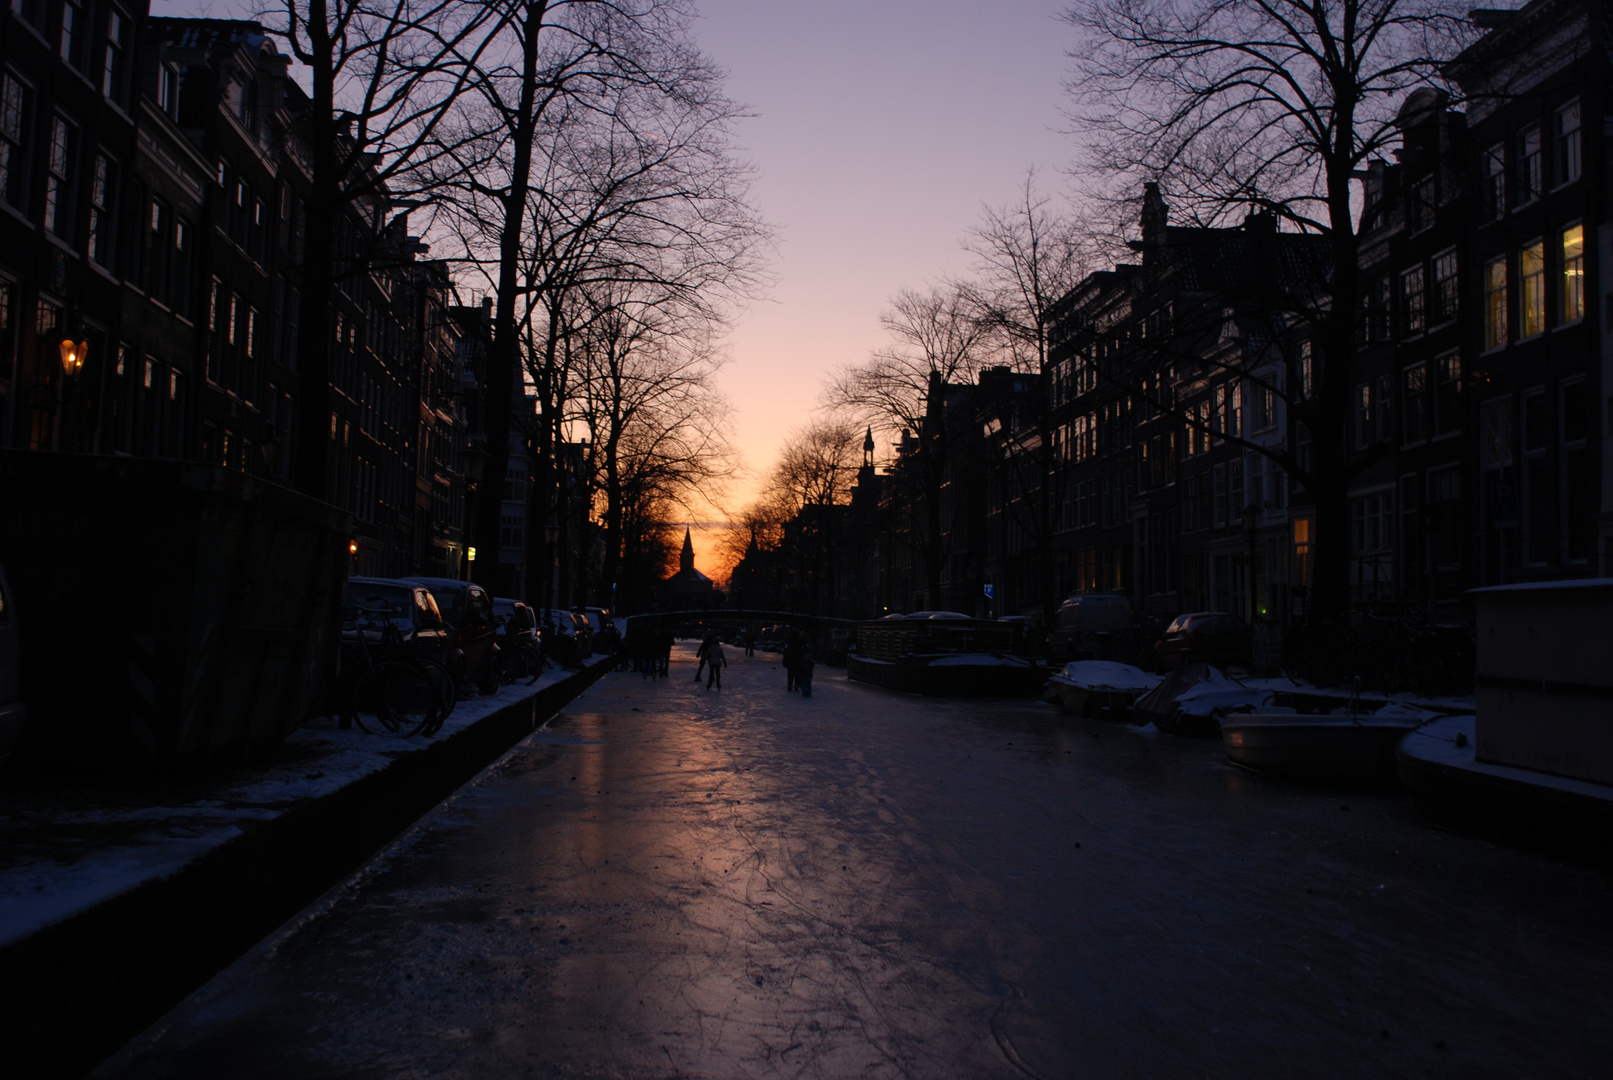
[623,610,855,646]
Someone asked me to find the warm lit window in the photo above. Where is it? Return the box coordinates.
[1561,224,1584,323]
[1515,126,1541,206]
[1554,100,1580,186]
[1483,257,1508,349]
[1481,144,1505,221]
[1520,240,1544,337]
[1432,249,1458,323]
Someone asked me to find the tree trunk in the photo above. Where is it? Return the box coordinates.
[290,0,339,501]
[474,0,550,591]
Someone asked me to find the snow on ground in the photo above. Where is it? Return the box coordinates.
[1049,661,1160,692]
[0,667,575,949]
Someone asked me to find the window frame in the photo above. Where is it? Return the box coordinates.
[1552,98,1580,189]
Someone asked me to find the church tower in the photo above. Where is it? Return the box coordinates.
[680,527,696,574]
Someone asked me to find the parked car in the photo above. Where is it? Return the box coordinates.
[0,560,24,761]
[343,577,452,663]
[537,608,592,665]
[1154,612,1253,671]
[401,577,501,692]
[1048,594,1136,662]
[493,598,540,648]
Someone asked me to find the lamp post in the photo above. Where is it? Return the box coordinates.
[56,338,87,451]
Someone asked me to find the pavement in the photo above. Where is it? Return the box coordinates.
[0,653,619,1080]
[95,646,1613,1079]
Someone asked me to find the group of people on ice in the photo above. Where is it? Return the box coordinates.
[691,628,815,696]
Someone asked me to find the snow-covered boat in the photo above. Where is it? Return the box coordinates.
[1043,661,1161,717]
[1221,703,1439,784]
[1133,663,1272,736]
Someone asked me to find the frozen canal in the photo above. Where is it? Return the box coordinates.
[102,647,1612,1078]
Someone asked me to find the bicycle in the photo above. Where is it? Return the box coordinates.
[332,605,441,737]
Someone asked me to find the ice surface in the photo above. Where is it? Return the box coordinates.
[0,669,573,948]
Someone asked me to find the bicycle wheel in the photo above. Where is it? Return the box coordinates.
[355,660,438,737]
[415,657,457,737]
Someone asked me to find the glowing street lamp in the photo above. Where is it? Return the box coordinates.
[59,339,88,377]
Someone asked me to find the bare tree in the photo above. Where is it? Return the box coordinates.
[1063,0,1473,623]
[751,420,862,613]
[824,285,993,604]
[258,0,500,499]
[569,279,736,610]
[962,172,1104,619]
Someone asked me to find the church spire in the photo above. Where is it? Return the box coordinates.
[680,527,695,573]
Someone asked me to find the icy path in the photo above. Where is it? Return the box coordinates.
[100,648,1612,1079]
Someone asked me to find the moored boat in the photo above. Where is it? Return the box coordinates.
[847,615,1046,696]
[1222,704,1438,784]
[1044,660,1161,717]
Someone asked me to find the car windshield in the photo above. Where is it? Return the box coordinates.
[428,586,467,624]
[346,583,412,619]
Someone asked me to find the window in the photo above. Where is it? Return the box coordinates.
[157,65,179,119]
[1483,257,1508,350]
[11,0,44,30]
[102,9,130,107]
[1434,353,1462,437]
[1371,275,1391,341]
[1480,397,1514,470]
[147,198,170,302]
[1561,224,1584,323]
[1400,265,1426,336]
[1250,381,1276,433]
[1299,341,1313,399]
[1520,240,1544,337]
[44,115,76,240]
[1408,175,1435,233]
[1432,249,1458,324]
[1553,100,1580,187]
[1375,374,1394,444]
[1515,126,1541,206]
[1402,363,1428,444]
[172,219,193,318]
[59,0,87,70]
[1481,144,1505,221]
[88,153,116,267]
[1354,382,1373,449]
[0,73,30,210]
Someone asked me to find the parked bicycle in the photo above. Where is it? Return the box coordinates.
[324,605,442,737]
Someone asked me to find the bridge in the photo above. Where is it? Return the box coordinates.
[622,610,857,648]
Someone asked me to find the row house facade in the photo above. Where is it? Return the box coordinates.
[2,10,486,583]
[1044,189,1327,629]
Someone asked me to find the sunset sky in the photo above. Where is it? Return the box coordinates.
[152,0,1080,579]
[686,0,1076,576]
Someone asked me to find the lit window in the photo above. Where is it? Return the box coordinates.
[1483,257,1507,350]
[1561,224,1584,323]
[1520,240,1544,337]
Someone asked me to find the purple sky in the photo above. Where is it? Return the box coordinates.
[693,1,1076,527]
[152,0,1080,572]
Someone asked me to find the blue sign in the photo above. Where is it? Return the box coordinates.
[983,584,995,599]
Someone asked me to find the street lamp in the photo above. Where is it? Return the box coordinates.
[461,441,490,487]
[59,339,88,378]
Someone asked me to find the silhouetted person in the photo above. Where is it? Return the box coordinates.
[798,648,816,698]
[694,630,718,682]
[705,641,726,689]
[783,634,802,692]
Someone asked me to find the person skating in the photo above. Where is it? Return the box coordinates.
[705,640,726,689]
[694,630,718,682]
[798,647,816,698]
[782,634,801,692]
